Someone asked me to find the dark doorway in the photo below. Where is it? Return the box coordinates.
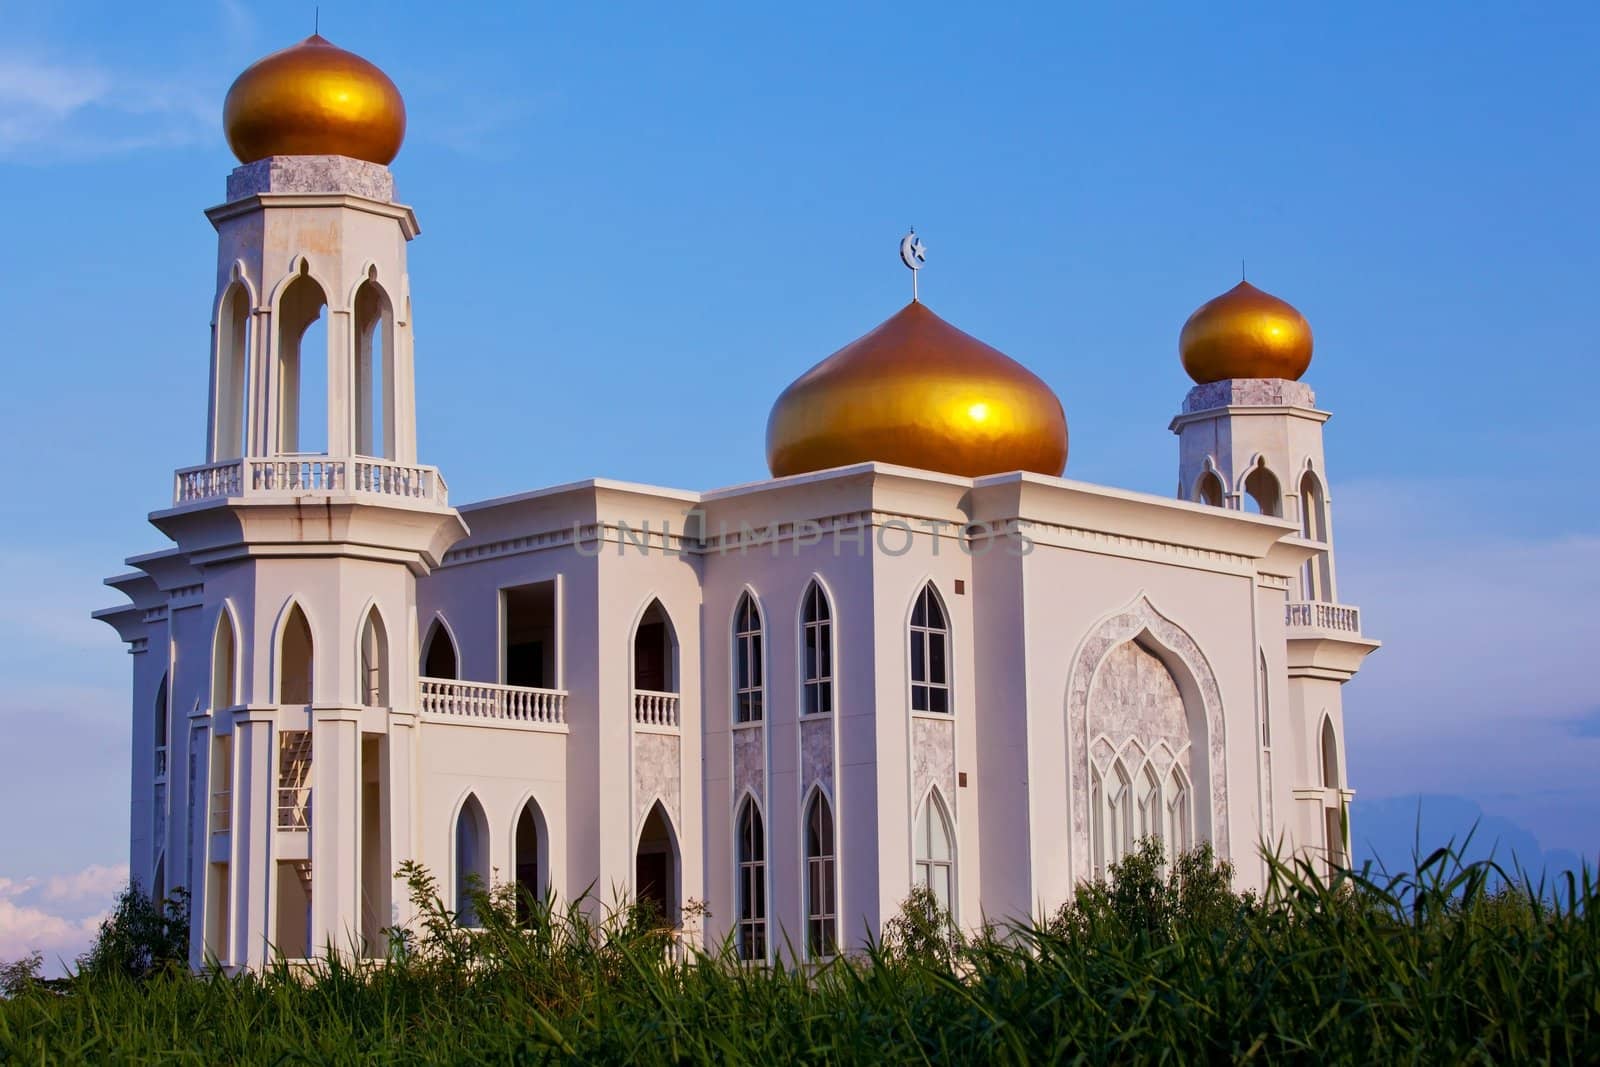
[633,600,676,693]
[514,801,542,924]
[635,802,678,925]
[504,582,557,688]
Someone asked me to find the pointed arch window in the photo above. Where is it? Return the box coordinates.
[1134,763,1162,844]
[1258,650,1271,748]
[422,619,459,680]
[359,608,389,707]
[276,269,329,454]
[909,583,951,714]
[352,274,396,459]
[736,798,767,960]
[801,581,833,716]
[1093,758,1135,876]
[1195,469,1224,508]
[278,604,314,706]
[213,281,252,462]
[804,790,837,957]
[733,593,764,724]
[454,794,489,926]
[1243,460,1281,517]
[1299,470,1332,601]
[1166,767,1192,855]
[913,790,954,912]
[212,611,238,711]
[153,673,170,780]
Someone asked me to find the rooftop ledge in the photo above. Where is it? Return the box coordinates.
[172,455,449,508]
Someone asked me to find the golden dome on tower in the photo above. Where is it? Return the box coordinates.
[766,300,1068,479]
[223,35,406,165]
[1179,280,1314,383]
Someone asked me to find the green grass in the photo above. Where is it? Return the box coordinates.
[1,843,1596,1064]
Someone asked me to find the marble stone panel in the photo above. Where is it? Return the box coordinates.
[1183,378,1316,414]
[800,717,833,799]
[634,732,682,829]
[912,716,955,805]
[733,726,765,803]
[227,156,396,203]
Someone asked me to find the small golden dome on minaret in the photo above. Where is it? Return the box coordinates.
[766,301,1068,479]
[1179,280,1314,383]
[223,35,406,165]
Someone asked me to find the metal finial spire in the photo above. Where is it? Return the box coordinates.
[899,228,927,302]
[315,7,320,34]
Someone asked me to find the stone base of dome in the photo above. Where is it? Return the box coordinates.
[227,155,395,204]
[1181,377,1316,414]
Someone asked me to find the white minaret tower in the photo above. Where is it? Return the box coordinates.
[1169,280,1378,873]
[116,35,468,972]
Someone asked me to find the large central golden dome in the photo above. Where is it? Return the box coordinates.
[766,301,1068,479]
[223,35,406,165]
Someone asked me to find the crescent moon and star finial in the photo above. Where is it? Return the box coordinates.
[900,228,927,301]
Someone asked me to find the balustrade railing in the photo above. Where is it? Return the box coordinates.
[173,455,449,506]
[1284,600,1361,633]
[419,679,567,726]
[634,689,680,729]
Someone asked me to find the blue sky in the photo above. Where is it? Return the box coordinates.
[0,2,1596,965]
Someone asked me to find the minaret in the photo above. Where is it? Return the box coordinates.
[1168,280,1378,871]
[147,35,466,971]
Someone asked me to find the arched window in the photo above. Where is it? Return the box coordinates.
[454,794,489,926]
[909,583,951,714]
[212,611,238,710]
[1320,716,1346,870]
[421,618,459,680]
[514,799,545,924]
[213,282,252,462]
[1243,460,1281,517]
[801,581,833,716]
[633,600,678,694]
[358,607,389,707]
[153,673,170,780]
[635,801,679,924]
[1258,650,1271,748]
[804,790,837,958]
[736,797,767,960]
[1166,768,1192,855]
[1195,469,1224,508]
[732,593,764,724]
[913,789,954,912]
[278,604,314,706]
[1299,470,1332,600]
[276,267,329,454]
[352,275,396,459]
[1135,763,1162,844]
[1094,758,1135,875]
[1320,716,1339,789]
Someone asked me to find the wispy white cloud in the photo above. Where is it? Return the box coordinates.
[0,53,213,160]
[0,862,127,974]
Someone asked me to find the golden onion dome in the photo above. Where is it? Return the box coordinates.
[1179,280,1313,383]
[223,35,406,165]
[766,301,1068,479]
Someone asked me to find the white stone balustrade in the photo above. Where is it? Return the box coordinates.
[634,689,680,729]
[419,679,567,727]
[1285,600,1361,634]
[173,455,449,506]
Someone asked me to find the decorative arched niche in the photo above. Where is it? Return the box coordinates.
[1066,595,1228,873]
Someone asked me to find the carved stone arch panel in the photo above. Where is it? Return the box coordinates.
[1067,595,1228,867]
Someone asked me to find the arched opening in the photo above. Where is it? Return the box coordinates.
[153,673,170,780]
[421,618,459,679]
[352,275,396,459]
[1259,650,1272,748]
[1194,469,1224,508]
[514,799,546,924]
[913,788,955,913]
[1095,758,1134,874]
[358,607,389,707]
[1134,761,1162,844]
[1243,460,1281,517]
[804,789,837,958]
[733,592,764,723]
[1320,716,1339,789]
[214,281,252,461]
[1320,716,1345,869]
[801,580,833,716]
[909,582,952,714]
[278,603,314,705]
[1299,470,1332,600]
[634,801,679,925]
[735,796,767,960]
[454,794,490,926]
[1166,767,1192,854]
[276,269,329,454]
[151,853,165,906]
[632,600,678,694]
[212,612,237,711]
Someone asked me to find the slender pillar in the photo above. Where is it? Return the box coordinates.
[312,707,362,958]
[230,710,276,970]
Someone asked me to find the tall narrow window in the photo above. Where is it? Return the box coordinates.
[212,611,237,710]
[422,619,459,680]
[278,604,314,705]
[1094,758,1134,874]
[736,798,767,960]
[214,282,252,461]
[1166,768,1192,855]
[153,673,170,780]
[1195,469,1224,507]
[733,593,764,723]
[1135,763,1162,844]
[352,275,395,459]
[1299,470,1332,601]
[909,583,951,714]
[359,608,389,707]
[1321,716,1346,872]
[276,269,329,454]
[801,581,833,716]
[1258,650,1271,747]
[913,790,954,913]
[455,794,489,926]
[804,790,837,957]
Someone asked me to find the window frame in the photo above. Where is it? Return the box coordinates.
[908,583,952,716]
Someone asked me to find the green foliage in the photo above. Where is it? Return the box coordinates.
[0,952,43,999]
[0,844,1597,1063]
[75,885,190,982]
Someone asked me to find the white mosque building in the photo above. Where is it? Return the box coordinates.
[95,35,1377,971]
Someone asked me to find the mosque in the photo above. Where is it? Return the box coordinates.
[95,34,1378,971]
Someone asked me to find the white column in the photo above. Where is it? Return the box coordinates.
[312,706,362,959]
[230,710,276,970]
